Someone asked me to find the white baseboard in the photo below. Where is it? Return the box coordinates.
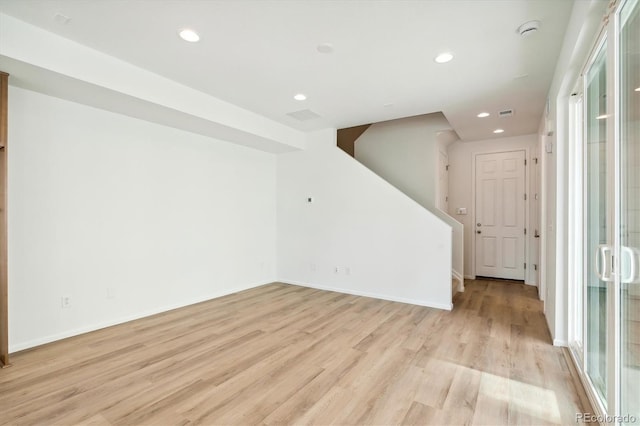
[451,271,465,293]
[10,281,272,353]
[553,339,569,347]
[279,279,453,311]
[464,274,475,280]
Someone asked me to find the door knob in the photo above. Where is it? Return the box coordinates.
[477,223,482,227]
[476,230,481,234]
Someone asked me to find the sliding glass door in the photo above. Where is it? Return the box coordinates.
[618,0,640,420]
[584,40,610,408]
[577,0,639,422]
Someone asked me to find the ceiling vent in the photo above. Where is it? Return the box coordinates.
[287,109,321,121]
[499,109,514,118]
[517,20,541,37]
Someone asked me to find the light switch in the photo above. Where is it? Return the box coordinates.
[456,207,467,215]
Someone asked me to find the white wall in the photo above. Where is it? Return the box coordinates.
[277,129,452,310]
[354,113,450,209]
[540,0,608,345]
[447,134,538,284]
[8,87,277,351]
[353,114,464,282]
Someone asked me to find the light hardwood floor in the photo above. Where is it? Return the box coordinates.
[0,280,589,425]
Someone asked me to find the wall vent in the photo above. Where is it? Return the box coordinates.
[499,109,514,118]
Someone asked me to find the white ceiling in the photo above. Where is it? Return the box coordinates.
[0,0,575,142]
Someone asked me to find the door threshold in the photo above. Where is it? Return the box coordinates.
[474,276,525,284]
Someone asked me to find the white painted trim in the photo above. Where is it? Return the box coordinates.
[567,345,608,421]
[553,338,569,347]
[279,280,453,311]
[539,133,547,304]
[452,270,465,292]
[9,281,273,353]
[464,274,476,280]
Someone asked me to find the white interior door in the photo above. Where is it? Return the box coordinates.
[475,150,526,280]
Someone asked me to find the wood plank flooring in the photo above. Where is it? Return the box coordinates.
[0,280,590,425]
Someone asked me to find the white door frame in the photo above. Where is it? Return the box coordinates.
[471,147,531,282]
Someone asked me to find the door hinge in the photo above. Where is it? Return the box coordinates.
[524,263,527,269]
[524,228,527,235]
[446,165,449,171]
[534,157,538,164]
[524,193,527,200]
[524,159,527,166]
[534,264,538,271]
[445,196,448,202]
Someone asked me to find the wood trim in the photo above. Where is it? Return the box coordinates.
[0,71,9,368]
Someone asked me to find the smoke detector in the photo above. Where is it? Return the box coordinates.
[499,109,514,118]
[517,20,541,37]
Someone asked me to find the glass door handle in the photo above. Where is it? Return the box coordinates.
[596,244,614,282]
[621,246,639,284]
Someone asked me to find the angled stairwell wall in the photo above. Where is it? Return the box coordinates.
[352,113,464,292]
[277,129,453,310]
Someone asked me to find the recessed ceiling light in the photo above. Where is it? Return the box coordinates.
[294,93,307,101]
[317,43,334,54]
[477,112,490,118]
[493,129,505,134]
[434,52,454,64]
[596,114,609,120]
[179,29,200,42]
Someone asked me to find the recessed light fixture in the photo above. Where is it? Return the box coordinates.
[635,87,640,92]
[493,129,505,134]
[477,112,490,118]
[434,52,454,64]
[294,93,307,101]
[179,29,200,42]
[596,114,609,120]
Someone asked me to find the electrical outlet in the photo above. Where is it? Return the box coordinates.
[61,295,71,308]
[334,266,339,274]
